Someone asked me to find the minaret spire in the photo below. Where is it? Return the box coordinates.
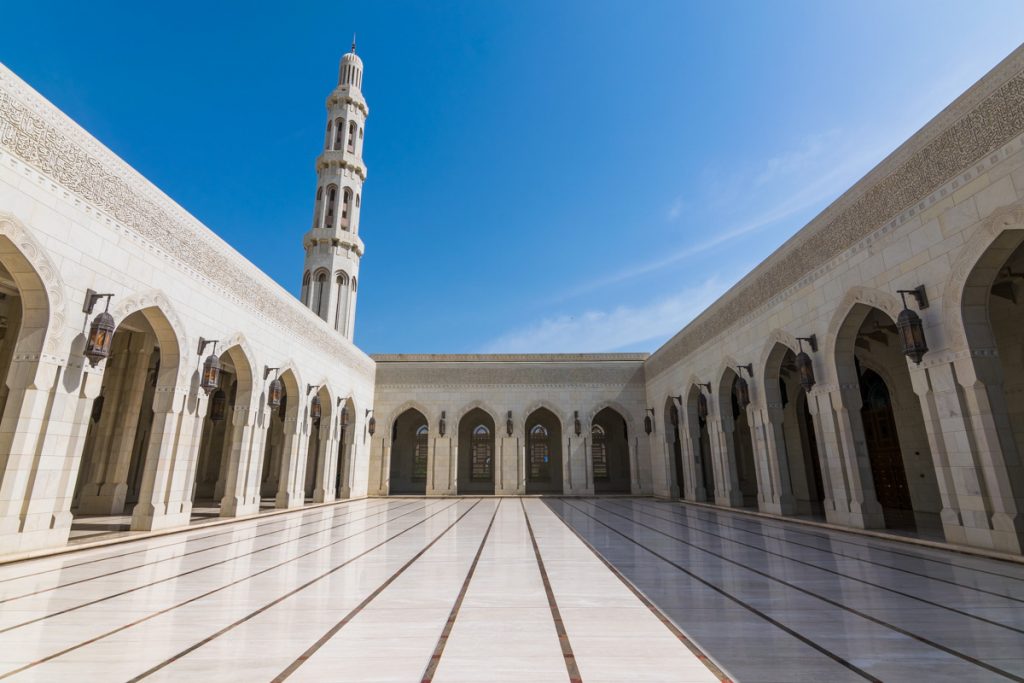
[299,49,368,341]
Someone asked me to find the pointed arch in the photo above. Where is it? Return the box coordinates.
[0,213,66,359]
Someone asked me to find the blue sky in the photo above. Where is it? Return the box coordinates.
[3,2,1023,353]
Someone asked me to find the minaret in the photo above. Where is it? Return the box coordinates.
[300,39,367,340]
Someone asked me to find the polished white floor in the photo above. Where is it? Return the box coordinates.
[0,498,720,682]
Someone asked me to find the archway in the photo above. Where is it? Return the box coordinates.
[719,368,758,508]
[836,304,942,533]
[958,232,1024,526]
[664,397,684,498]
[390,408,428,495]
[73,307,180,522]
[591,407,631,493]
[685,384,714,501]
[525,407,563,494]
[335,397,356,498]
[303,386,333,501]
[764,344,826,518]
[457,408,496,494]
[189,344,255,517]
[261,368,300,506]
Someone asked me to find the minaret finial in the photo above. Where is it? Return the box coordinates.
[351,33,357,54]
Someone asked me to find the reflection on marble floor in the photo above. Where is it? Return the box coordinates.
[546,498,1024,683]
[0,498,719,682]
[3,497,1022,682]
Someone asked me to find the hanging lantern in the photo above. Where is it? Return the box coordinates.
[340,405,349,427]
[795,350,815,392]
[200,352,221,395]
[367,414,376,435]
[310,394,322,421]
[506,410,513,437]
[439,411,447,436]
[643,411,653,435]
[735,375,751,409]
[574,411,582,436]
[697,391,708,420]
[209,389,227,422]
[897,306,928,365]
[267,377,283,408]
[84,309,116,367]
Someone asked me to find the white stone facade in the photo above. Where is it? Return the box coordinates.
[3,42,1024,559]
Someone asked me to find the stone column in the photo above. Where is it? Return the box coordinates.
[565,426,590,496]
[0,358,70,552]
[944,355,1024,554]
[822,385,884,528]
[221,397,261,517]
[496,423,522,495]
[131,385,190,530]
[275,411,306,509]
[754,403,797,515]
[427,427,455,495]
[313,419,337,503]
[707,415,744,507]
[680,411,705,502]
[804,388,839,522]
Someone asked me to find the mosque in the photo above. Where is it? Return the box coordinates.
[0,40,1023,681]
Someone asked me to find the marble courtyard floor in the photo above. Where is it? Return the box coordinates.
[0,498,1021,682]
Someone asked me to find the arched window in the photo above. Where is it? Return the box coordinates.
[313,187,323,227]
[359,127,364,139]
[591,424,609,481]
[333,118,344,150]
[413,425,429,482]
[355,193,361,208]
[325,121,332,149]
[313,272,328,319]
[334,272,350,334]
[300,271,311,306]
[471,425,493,482]
[324,186,338,229]
[347,121,357,152]
[342,188,353,225]
[529,424,550,481]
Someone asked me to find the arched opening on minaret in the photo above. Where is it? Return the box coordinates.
[324,186,338,229]
[334,272,350,335]
[333,118,343,150]
[347,121,357,152]
[342,188,352,228]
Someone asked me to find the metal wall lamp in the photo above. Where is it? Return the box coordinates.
[795,335,817,392]
[897,285,929,365]
[83,289,116,367]
[198,338,220,395]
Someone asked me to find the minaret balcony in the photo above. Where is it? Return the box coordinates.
[316,151,366,179]
[303,227,364,256]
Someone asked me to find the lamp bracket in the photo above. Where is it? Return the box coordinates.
[263,366,279,381]
[897,285,929,310]
[306,384,318,396]
[365,409,373,417]
[698,382,712,394]
[83,289,114,315]
[738,363,753,377]
[796,335,818,353]
[197,337,219,356]
[671,395,683,405]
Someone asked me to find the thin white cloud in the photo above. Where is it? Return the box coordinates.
[754,129,839,186]
[478,276,728,353]
[666,196,684,221]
